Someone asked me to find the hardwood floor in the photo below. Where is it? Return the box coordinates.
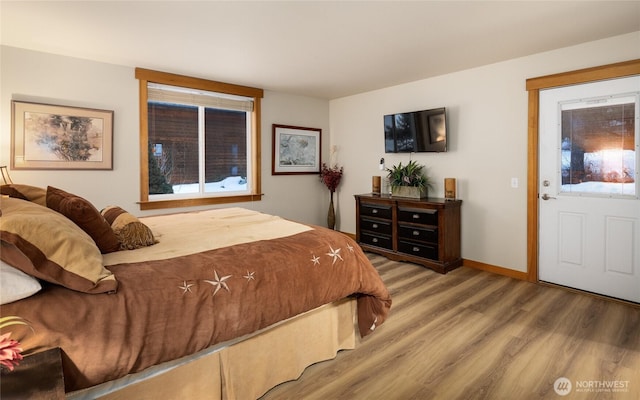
[261,253,640,400]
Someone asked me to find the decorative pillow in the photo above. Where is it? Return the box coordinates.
[0,260,42,304]
[1,184,47,206]
[101,206,158,250]
[0,197,117,294]
[46,186,120,254]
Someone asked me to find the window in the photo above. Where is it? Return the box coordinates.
[136,68,264,210]
[559,93,637,197]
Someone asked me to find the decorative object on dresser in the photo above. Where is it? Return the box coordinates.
[385,160,432,199]
[355,194,462,273]
[444,177,457,199]
[372,176,381,194]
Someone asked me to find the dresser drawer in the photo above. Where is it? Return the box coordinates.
[398,224,437,243]
[398,207,438,225]
[360,217,392,235]
[360,232,393,250]
[360,203,392,219]
[398,240,438,260]
[355,194,462,273]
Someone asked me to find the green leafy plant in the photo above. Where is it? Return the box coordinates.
[386,160,431,189]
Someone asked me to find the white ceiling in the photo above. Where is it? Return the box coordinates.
[1,1,639,99]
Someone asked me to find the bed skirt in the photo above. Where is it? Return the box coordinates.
[68,297,357,400]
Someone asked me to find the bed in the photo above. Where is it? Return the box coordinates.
[0,185,392,399]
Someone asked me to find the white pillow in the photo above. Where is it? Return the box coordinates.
[0,260,42,304]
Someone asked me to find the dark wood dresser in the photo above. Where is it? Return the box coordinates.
[355,194,462,273]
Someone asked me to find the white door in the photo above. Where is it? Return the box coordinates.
[539,76,640,303]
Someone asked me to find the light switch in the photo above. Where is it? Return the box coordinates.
[511,178,518,188]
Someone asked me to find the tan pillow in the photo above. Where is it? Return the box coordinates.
[101,206,158,250]
[0,197,117,294]
[46,186,120,254]
[1,184,47,206]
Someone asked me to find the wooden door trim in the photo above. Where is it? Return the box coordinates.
[526,59,640,283]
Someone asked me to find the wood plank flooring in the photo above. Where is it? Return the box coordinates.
[261,253,640,400]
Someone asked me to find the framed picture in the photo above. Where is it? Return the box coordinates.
[272,124,321,175]
[11,101,114,170]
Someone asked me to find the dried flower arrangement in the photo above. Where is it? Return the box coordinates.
[320,163,344,193]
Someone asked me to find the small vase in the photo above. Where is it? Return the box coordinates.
[327,191,336,230]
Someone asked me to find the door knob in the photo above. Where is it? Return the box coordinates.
[541,193,556,200]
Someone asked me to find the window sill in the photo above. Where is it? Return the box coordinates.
[139,194,263,211]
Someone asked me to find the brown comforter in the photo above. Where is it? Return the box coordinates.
[2,219,391,392]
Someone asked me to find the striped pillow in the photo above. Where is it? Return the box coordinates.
[101,206,158,250]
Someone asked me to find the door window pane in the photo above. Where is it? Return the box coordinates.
[560,94,637,197]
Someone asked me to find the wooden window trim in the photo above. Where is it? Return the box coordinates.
[135,68,264,210]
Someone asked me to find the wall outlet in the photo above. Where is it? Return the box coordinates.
[511,177,519,188]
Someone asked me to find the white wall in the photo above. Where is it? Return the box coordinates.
[0,46,331,225]
[2,32,639,274]
[330,32,640,272]
[260,91,330,224]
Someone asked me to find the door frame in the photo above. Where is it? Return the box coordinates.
[525,59,640,283]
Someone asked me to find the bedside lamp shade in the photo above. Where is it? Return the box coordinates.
[0,166,13,185]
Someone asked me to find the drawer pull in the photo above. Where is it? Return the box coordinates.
[372,238,379,243]
[412,214,420,219]
[372,209,378,214]
[412,230,420,236]
[412,246,420,252]
[372,223,379,229]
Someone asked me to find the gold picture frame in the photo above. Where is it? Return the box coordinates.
[11,100,114,170]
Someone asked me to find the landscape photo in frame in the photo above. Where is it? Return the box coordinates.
[12,101,114,170]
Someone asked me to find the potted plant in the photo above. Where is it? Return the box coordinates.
[386,160,431,198]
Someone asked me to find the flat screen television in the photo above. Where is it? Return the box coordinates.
[384,107,447,153]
